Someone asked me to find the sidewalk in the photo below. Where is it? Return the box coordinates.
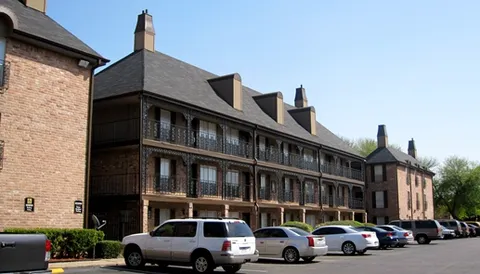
[49,258,124,273]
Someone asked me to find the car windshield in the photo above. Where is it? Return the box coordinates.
[226,221,254,237]
[288,228,310,236]
[350,227,365,232]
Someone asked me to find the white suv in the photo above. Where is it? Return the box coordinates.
[121,218,259,273]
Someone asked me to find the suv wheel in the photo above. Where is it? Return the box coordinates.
[222,265,242,273]
[417,235,428,244]
[192,253,214,273]
[124,247,145,269]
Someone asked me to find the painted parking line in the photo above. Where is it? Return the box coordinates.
[103,265,268,273]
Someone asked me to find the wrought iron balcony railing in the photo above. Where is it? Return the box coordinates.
[321,162,363,181]
[349,198,364,209]
[90,174,140,196]
[258,186,277,201]
[256,146,319,172]
[92,118,140,146]
[145,175,188,196]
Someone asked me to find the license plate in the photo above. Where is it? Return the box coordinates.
[239,247,250,254]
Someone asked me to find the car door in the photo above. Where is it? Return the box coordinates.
[171,221,199,262]
[265,228,289,256]
[253,229,270,254]
[145,221,176,260]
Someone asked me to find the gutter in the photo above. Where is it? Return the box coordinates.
[83,60,101,228]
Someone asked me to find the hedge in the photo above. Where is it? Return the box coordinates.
[280,221,314,232]
[4,228,104,259]
[314,220,377,229]
[94,240,123,259]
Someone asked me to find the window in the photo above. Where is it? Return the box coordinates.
[306,214,315,227]
[269,229,288,238]
[174,222,197,237]
[416,192,420,210]
[374,165,383,182]
[289,228,310,236]
[159,158,170,177]
[259,136,266,151]
[390,221,400,227]
[153,222,176,237]
[226,170,239,185]
[400,221,412,229]
[160,109,171,129]
[283,143,289,157]
[379,226,393,231]
[203,222,227,238]
[226,221,254,237]
[261,212,268,228]
[254,229,270,238]
[200,165,217,196]
[226,128,239,145]
[199,120,217,139]
[226,170,240,197]
[0,37,5,86]
[423,194,428,210]
[284,212,292,222]
[407,191,411,209]
[376,216,385,225]
[373,191,385,208]
[415,176,419,187]
[303,149,314,162]
[415,220,436,229]
[284,178,293,201]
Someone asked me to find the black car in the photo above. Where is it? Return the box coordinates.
[355,226,399,249]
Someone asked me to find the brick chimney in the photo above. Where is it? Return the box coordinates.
[294,85,308,108]
[408,138,417,158]
[377,124,388,148]
[134,10,155,52]
[21,0,46,13]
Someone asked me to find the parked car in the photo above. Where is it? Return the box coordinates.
[440,225,456,239]
[375,225,414,246]
[311,225,379,255]
[356,226,400,249]
[389,219,442,244]
[252,226,328,263]
[467,224,477,237]
[466,222,480,236]
[459,222,470,238]
[0,233,52,273]
[437,219,462,237]
[121,218,258,273]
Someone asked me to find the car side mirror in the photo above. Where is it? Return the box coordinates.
[149,231,154,237]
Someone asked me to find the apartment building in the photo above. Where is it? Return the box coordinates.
[90,10,367,240]
[0,0,108,230]
[365,125,435,224]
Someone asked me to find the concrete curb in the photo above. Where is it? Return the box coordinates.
[48,258,124,270]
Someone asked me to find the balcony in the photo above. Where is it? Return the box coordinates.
[145,175,188,196]
[321,162,363,181]
[92,118,140,146]
[349,198,364,209]
[336,196,346,207]
[279,190,300,204]
[258,186,277,201]
[303,192,317,205]
[146,120,253,158]
[256,146,319,172]
[90,174,140,196]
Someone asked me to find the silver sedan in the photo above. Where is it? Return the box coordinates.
[253,226,328,263]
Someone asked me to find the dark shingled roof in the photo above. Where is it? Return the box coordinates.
[1,0,106,60]
[94,49,363,158]
[366,146,434,174]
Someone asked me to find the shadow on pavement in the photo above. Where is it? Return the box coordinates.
[255,258,319,265]
[105,265,192,274]
[326,253,373,256]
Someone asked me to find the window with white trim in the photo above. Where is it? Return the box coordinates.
[259,136,266,151]
[200,165,217,196]
[375,191,385,208]
[159,158,170,177]
[283,143,289,157]
[226,128,239,145]
[160,109,171,129]
[374,165,383,182]
[303,149,314,163]
[226,170,239,185]
[199,120,217,140]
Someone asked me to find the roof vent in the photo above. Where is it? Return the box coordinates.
[207,73,243,111]
[253,92,284,124]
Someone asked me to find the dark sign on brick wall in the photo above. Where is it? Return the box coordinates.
[24,197,34,212]
[74,200,83,214]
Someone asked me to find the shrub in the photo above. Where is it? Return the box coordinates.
[314,220,376,229]
[4,228,104,259]
[95,240,122,259]
[280,221,313,232]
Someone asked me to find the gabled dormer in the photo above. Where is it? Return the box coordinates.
[253,92,284,124]
[207,73,243,111]
[288,106,316,135]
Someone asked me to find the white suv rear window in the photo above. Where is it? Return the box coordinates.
[227,222,254,237]
[203,221,254,238]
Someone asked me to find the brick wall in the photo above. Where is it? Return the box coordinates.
[365,163,400,222]
[0,38,91,230]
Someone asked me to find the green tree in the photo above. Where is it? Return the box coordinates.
[417,156,439,171]
[339,136,403,157]
[433,156,480,219]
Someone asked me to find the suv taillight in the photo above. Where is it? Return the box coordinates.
[45,239,51,252]
[307,236,314,247]
[437,228,440,234]
[221,240,231,251]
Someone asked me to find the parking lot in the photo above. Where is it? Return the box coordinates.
[67,237,480,274]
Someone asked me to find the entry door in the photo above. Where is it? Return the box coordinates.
[159,209,171,225]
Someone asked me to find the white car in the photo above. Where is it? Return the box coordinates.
[253,226,328,263]
[121,218,259,273]
[311,225,379,255]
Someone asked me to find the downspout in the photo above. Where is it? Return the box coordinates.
[83,60,101,229]
[252,125,258,229]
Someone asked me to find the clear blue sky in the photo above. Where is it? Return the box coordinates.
[48,0,479,163]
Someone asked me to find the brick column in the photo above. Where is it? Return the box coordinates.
[363,212,368,223]
[351,211,355,221]
[279,207,284,224]
[336,210,341,221]
[301,208,306,223]
[142,200,149,232]
[224,204,229,217]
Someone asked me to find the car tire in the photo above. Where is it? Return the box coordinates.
[283,247,300,263]
[302,256,316,262]
[398,244,405,248]
[222,265,242,273]
[192,252,215,273]
[357,249,366,255]
[341,241,357,255]
[157,263,168,271]
[124,246,145,269]
[416,235,428,244]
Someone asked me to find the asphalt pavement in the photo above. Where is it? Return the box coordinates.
[66,237,480,274]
